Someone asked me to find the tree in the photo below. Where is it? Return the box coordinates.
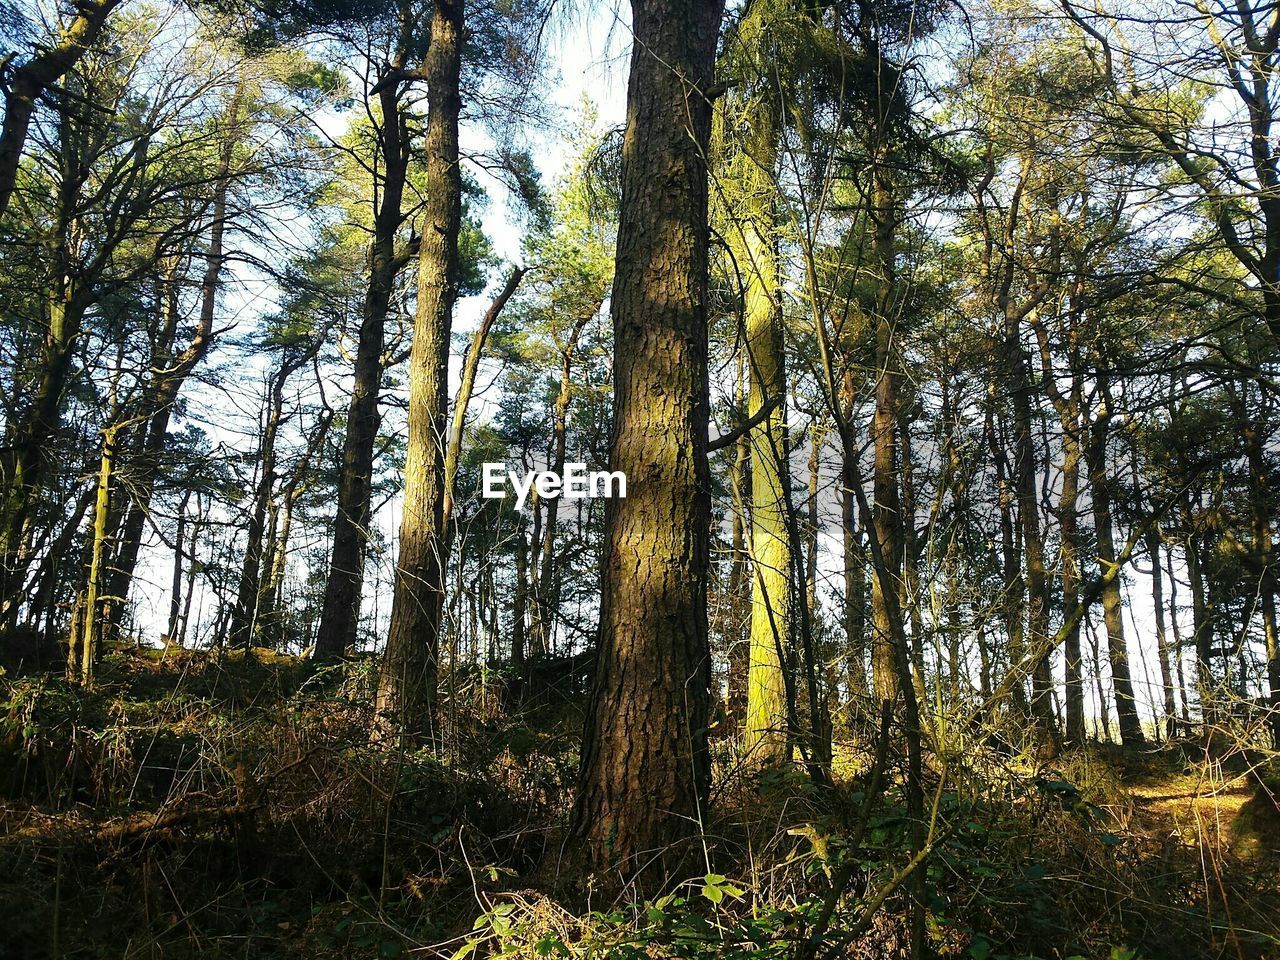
[0,0,124,219]
[571,0,724,874]
[378,0,464,740]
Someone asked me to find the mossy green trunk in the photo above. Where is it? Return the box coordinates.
[734,101,791,767]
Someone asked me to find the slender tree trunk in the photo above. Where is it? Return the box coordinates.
[1232,386,1280,749]
[315,42,414,661]
[259,410,332,644]
[105,86,242,640]
[1086,612,1113,741]
[77,425,118,686]
[0,217,88,625]
[1146,527,1178,739]
[571,0,722,874]
[1060,421,1085,745]
[531,303,592,658]
[899,411,929,711]
[1029,306,1085,743]
[1085,390,1145,746]
[839,373,868,712]
[870,166,902,705]
[167,490,191,643]
[1187,524,1218,732]
[725,91,791,767]
[228,370,290,649]
[806,420,821,625]
[509,514,528,706]
[0,0,123,220]
[987,394,1029,719]
[1005,308,1056,753]
[726,356,752,728]
[379,0,464,741]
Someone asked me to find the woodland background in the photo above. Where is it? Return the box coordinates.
[1,0,1279,956]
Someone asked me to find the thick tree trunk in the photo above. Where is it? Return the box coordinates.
[570,0,722,874]
[378,0,464,741]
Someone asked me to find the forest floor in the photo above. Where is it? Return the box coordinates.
[0,648,1277,959]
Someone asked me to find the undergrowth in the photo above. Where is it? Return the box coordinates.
[0,649,1276,959]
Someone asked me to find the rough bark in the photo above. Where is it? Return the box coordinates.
[570,0,722,874]
[378,0,464,740]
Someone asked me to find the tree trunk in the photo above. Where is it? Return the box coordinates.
[105,85,238,640]
[1085,388,1145,747]
[570,0,722,875]
[840,373,869,712]
[259,409,332,645]
[228,362,296,649]
[509,514,528,706]
[1060,419,1085,744]
[0,0,123,220]
[870,166,902,705]
[378,0,464,741]
[1146,527,1178,739]
[726,355,752,728]
[531,301,592,658]
[1005,308,1056,753]
[1187,522,1218,732]
[314,43,414,661]
[77,425,118,686]
[736,93,790,767]
[167,491,191,643]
